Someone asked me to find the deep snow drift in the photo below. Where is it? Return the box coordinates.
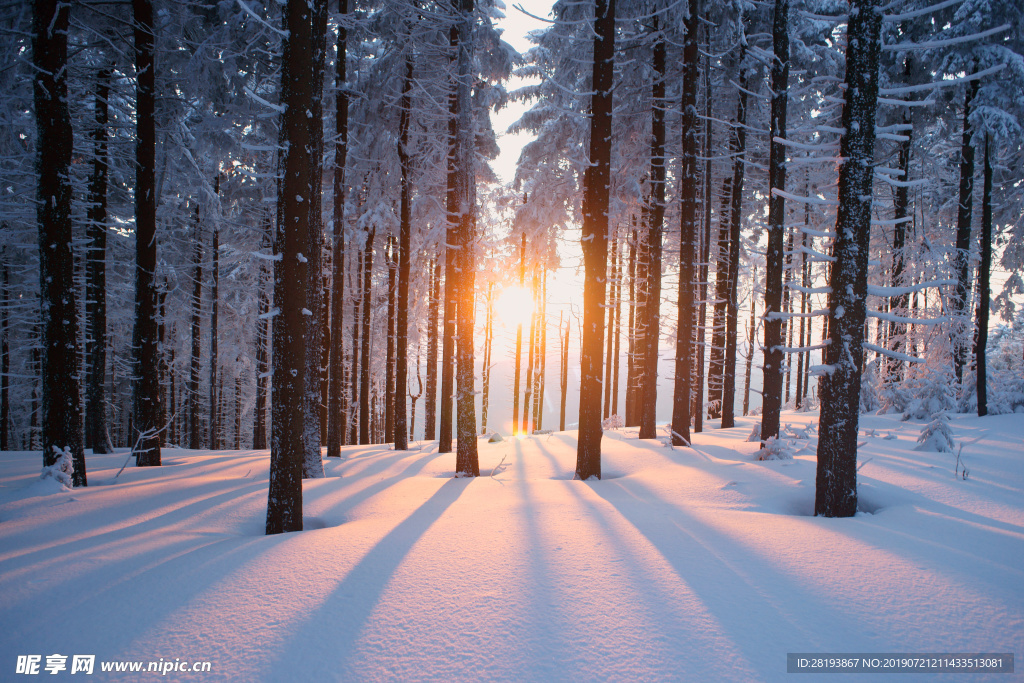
[1,410,1021,681]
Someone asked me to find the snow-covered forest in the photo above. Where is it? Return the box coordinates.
[2,0,1023,678]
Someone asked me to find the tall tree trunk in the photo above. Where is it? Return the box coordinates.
[815,0,881,518]
[234,371,241,449]
[209,222,219,450]
[385,234,397,442]
[694,48,713,434]
[535,271,548,431]
[707,173,732,420]
[560,313,569,431]
[0,261,6,451]
[86,66,112,455]
[974,135,992,416]
[627,223,647,427]
[301,1,328,479]
[720,62,749,430]
[512,233,526,435]
[603,239,618,419]
[254,224,270,450]
[783,229,794,404]
[481,282,494,434]
[188,208,203,449]
[523,268,538,434]
[349,244,363,445]
[267,0,328,534]
[669,0,700,446]
[394,57,413,450]
[576,0,616,479]
[611,246,622,417]
[359,227,374,445]
[439,20,460,455]
[887,112,912,384]
[132,0,160,469]
[640,26,666,439]
[326,0,350,458]
[424,255,440,440]
[743,268,756,416]
[952,78,979,387]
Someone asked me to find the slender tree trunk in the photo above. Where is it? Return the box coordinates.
[815,0,881,518]
[359,227,374,445]
[708,173,732,420]
[523,267,537,434]
[783,230,794,404]
[603,238,618,419]
[209,222,219,450]
[576,0,616,479]
[694,49,712,434]
[394,57,413,450]
[720,62,749,430]
[254,219,271,450]
[512,233,526,435]
[560,313,569,431]
[952,78,978,386]
[267,0,328,534]
[481,282,494,434]
[975,135,992,416]
[385,234,396,443]
[743,268,756,416]
[188,209,203,449]
[669,0,700,447]
[640,26,665,439]
[611,247,622,417]
[424,255,440,440]
[439,20,460,455]
[86,67,112,455]
[132,0,160,469]
[628,223,647,427]
[349,244,363,445]
[887,113,912,384]
[535,271,548,431]
[0,261,7,452]
[326,0,350,458]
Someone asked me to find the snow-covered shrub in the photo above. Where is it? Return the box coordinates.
[902,362,956,421]
[915,411,955,453]
[601,414,623,430]
[41,446,74,488]
[859,358,881,413]
[746,423,761,443]
[758,436,793,460]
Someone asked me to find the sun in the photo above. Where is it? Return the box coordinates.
[495,285,535,329]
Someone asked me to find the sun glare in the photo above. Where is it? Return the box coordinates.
[495,285,535,329]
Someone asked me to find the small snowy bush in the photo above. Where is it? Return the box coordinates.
[859,359,881,413]
[758,436,793,461]
[915,411,955,453]
[746,423,761,443]
[41,445,74,488]
[601,414,624,430]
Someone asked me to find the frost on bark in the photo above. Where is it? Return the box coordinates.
[394,57,413,451]
[576,0,616,480]
[815,0,882,518]
[974,135,992,416]
[35,0,85,484]
[453,0,479,476]
[639,24,665,441]
[132,0,161,468]
[952,78,979,387]
[267,0,328,534]
[325,0,350,458]
[760,0,789,445]
[670,0,700,447]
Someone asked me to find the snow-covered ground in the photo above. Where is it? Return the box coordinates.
[1,411,1021,681]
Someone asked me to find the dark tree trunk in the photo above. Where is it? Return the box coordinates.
[325,0,350,458]
[439,20,459,455]
[424,255,440,440]
[234,372,241,449]
[359,227,375,445]
[694,49,712,434]
[209,222,219,450]
[603,239,618,419]
[952,79,979,387]
[629,222,648,427]
[385,234,397,443]
[975,135,992,416]
[1,262,9,451]
[640,26,665,440]
[302,1,328,479]
[132,0,160,468]
[394,57,413,450]
[349,245,363,445]
[86,67,112,455]
[188,209,203,450]
[624,227,638,426]
[267,0,328,534]
[815,0,881,518]
[783,230,794,404]
[669,0,700,447]
[253,220,271,450]
[743,269,756,416]
[761,0,790,442]
[721,64,749,430]
[576,0,616,480]
[887,112,912,384]
[707,173,732,420]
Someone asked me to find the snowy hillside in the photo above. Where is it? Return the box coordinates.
[1,410,1021,681]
